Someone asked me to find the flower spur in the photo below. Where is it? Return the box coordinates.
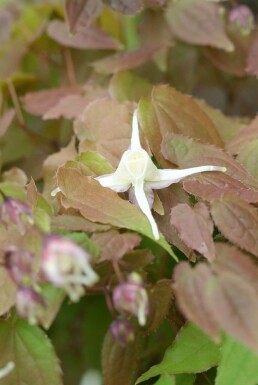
[96,110,226,240]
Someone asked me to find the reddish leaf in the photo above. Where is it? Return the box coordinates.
[183,173,258,203]
[102,330,140,385]
[102,0,144,15]
[43,137,77,197]
[65,0,102,33]
[145,279,173,334]
[214,243,258,294]
[162,134,258,190]
[174,262,219,339]
[0,109,15,138]
[246,32,258,77]
[138,85,223,167]
[92,230,141,261]
[0,267,16,316]
[47,19,120,50]
[91,46,164,74]
[155,185,195,259]
[171,203,215,261]
[165,0,233,52]
[204,29,251,77]
[208,271,258,354]
[43,88,109,120]
[210,195,258,257]
[22,87,79,116]
[145,0,168,8]
[74,99,131,167]
[227,116,258,155]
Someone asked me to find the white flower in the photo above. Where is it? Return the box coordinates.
[96,110,226,240]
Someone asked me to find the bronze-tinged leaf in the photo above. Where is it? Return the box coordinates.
[22,87,79,116]
[74,99,131,167]
[92,230,141,261]
[162,134,258,190]
[138,85,223,167]
[171,203,215,261]
[56,167,173,253]
[165,0,233,52]
[246,32,258,77]
[145,279,173,334]
[122,249,154,270]
[227,116,258,153]
[0,109,15,138]
[102,0,143,15]
[91,46,164,74]
[43,137,77,197]
[214,243,258,294]
[210,195,258,257]
[65,0,102,33]
[155,185,195,259]
[102,330,140,385]
[47,19,120,50]
[173,263,219,339]
[204,28,251,77]
[196,99,242,143]
[208,271,258,354]
[183,173,258,203]
[43,88,109,120]
[51,214,110,233]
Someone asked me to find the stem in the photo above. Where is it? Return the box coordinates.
[112,259,125,283]
[64,48,77,86]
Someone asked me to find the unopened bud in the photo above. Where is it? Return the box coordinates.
[113,273,149,326]
[4,246,36,286]
[0,197,33,234]
[110,319,134,346]
[16,287,45,325]
[229,5,254,36]
[41,236,99,302]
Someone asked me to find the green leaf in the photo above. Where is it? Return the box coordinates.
[176,374,196,385]
[76,151,114,176]
[136,323,220,383]
[39,284,65,330]
[0,317,63,385]
[154,374,176,385]
[109,71,152,102]
[215,335,258,385]
[66,232,100,260]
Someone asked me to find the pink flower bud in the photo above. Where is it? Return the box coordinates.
[110,319,134,346]
[229,5,254,35]
[16,287,45,324]
[4,246,36,286]
[41,236,99,302]
[0,197,33,234]
[113,273,149,326]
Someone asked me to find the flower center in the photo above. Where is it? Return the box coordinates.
[124,150,148,181]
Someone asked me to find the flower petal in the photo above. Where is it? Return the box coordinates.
[96,173,131,192]
[134,181,160,240]
[146,165,227,189]
[131,109,142,151]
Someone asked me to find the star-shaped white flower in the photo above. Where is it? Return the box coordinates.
[96,110,226,240]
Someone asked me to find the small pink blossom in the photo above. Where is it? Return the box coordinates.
[41,236,99,302]
[0,197,33,234]
[113,273,149,326]
[229,5,254,35]
[16,287,45,325]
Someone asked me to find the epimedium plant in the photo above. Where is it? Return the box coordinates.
[0,0,258,384]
